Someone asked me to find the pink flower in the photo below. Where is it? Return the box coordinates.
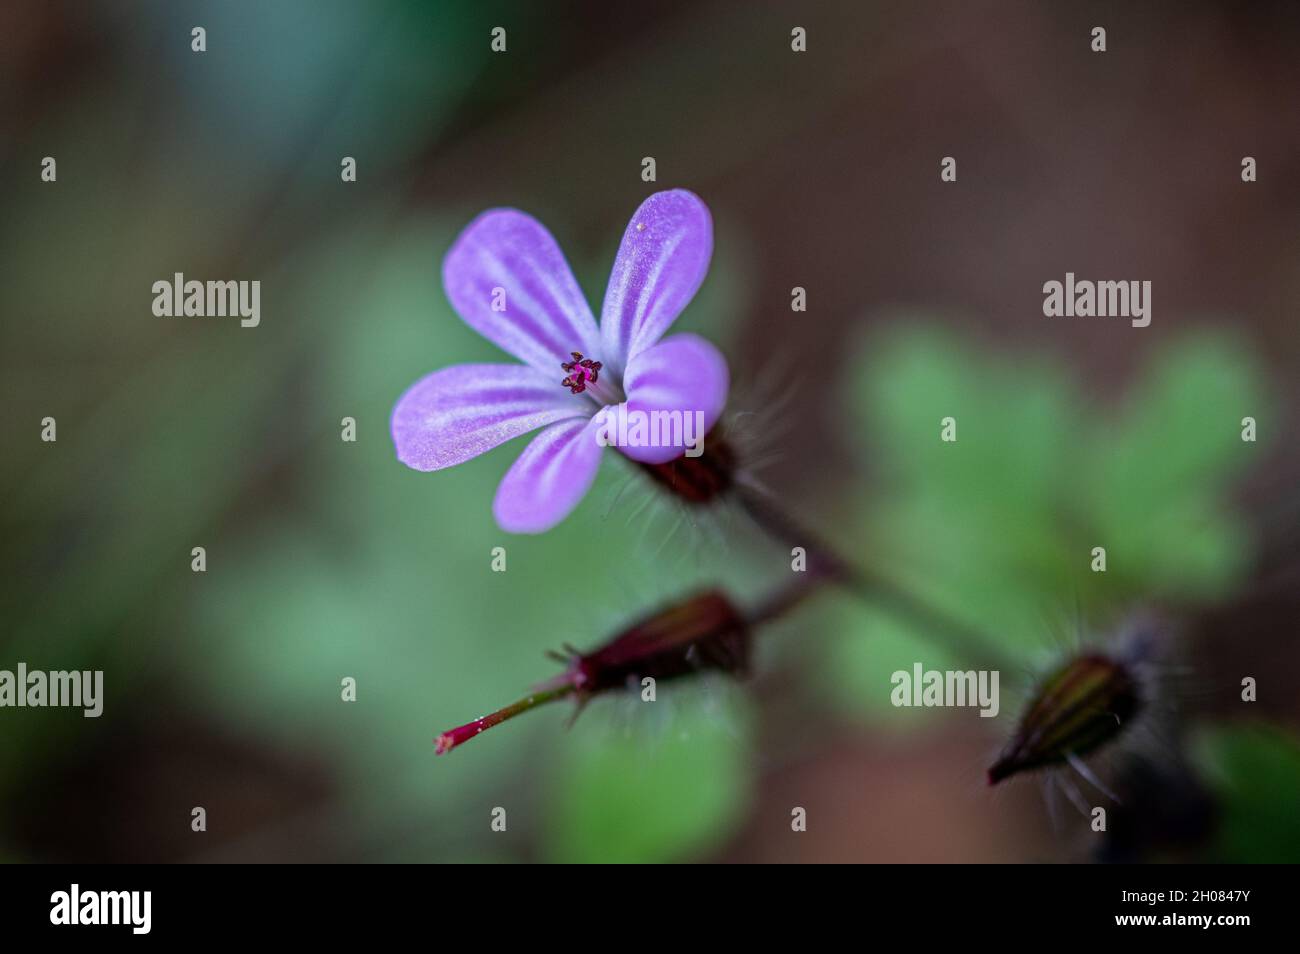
[391,190,728,533]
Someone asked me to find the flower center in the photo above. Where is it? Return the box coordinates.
[560,352,604,395]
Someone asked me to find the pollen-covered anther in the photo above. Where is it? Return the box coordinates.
[560,351,603,394]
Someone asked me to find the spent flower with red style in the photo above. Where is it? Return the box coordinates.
[435,589,749,755]
[391,190,729,533]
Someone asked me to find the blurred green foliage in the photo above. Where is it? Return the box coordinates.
[1193,723,1300,863]
[545,686,754,863]
[821,324,1271,723]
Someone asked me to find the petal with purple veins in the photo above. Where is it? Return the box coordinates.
[599,190,713,373]
[443,209,600,374]
[493,416,605,533]
[391,363,591,472]
[618,333,729,464]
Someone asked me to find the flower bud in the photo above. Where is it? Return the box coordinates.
[563,589,749,693]
[988,652,1141,785]
[435,589,749,755]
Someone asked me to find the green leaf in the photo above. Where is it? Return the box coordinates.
[1087,334,1269,512]
[854,325,1078,512]
[822,324,1269,726]
[1084,334,1268,598]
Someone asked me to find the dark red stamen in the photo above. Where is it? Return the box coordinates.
[561,351,603,394]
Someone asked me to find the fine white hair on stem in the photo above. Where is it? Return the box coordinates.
[1067,752,1122,804]
[1055,772,1091,816]
[600,468,638,520]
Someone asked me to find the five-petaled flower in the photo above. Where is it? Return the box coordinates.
[391,190,729,532]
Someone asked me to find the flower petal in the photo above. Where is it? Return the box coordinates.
[599,190,713,373]
[443,209,600,374]
[616,333,729,464]
[391,364,590,472]
[493,416,604,534]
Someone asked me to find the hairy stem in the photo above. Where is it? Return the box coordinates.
[744,572,826,627]
[736,487,1013,669]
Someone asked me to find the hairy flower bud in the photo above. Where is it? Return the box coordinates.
[988,652,1142,785]
[562,589,748,693]
[435,589,749,755]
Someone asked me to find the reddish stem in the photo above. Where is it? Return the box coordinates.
[434,683,576,755]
